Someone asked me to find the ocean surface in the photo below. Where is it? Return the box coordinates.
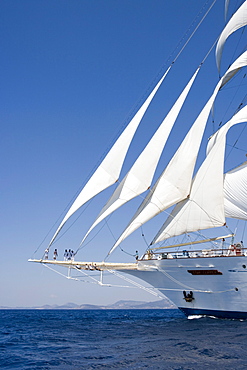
[1,309,247,369]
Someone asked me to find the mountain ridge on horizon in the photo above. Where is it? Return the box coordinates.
[0,298,176,310]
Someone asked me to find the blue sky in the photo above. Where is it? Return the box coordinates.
[1,0,246,307]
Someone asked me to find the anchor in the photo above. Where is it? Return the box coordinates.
[183,290,194,302]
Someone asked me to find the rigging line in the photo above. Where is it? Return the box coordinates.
[76,267,160,289]
[229,25,246,69]
[76,217,137,261]
[225,122,247,163]
[43,262,138,288]
[145,0,217,83]
[32,222,58,256]
[200,31,219,66]
[74,267,140,288]
[76,217,136,257]
[33,202,91,255]
[77,182,152,253]
[75,213,121,257]
[119,247,136,257]
[51,199,93,249]
[161,232,204,251]
[242,222,247,243]
[43,263,78,281]
[218,71,246,129]
[141,226,149,248]
[173,0,218,64]
[155,197,233,248]
[194,230,226,248]
[75,217,111,254]
[74,267,111,286]
[107,270,163,299]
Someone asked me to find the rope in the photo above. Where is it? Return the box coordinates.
[242,223,247,244]
[107,270,163,299]
[172,0,217,65]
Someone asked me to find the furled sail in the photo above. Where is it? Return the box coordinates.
[224,161,247,220]
[152,104,247,244]
[108,51,247,254]
[216,0,247,72]
[49,68,170,246]
[80,68,200,244]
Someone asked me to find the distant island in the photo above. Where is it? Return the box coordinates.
[0,298,176,310]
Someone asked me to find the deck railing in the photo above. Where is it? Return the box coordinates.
[140,244,246,260]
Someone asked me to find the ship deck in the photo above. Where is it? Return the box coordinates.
[29,243,246,271]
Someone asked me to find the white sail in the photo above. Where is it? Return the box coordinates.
[108,51,247,254]
[224,161,247,220]
[80,68,199,244]
[49,68,170,246]
[225,0,230,21]
[152,105,247,244]
[216,0,247,72]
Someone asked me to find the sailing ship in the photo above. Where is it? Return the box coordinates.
[30,1,247,319]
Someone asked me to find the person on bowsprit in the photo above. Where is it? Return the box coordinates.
[44,248,49,260]
[53,249,58,260]
[71,250,75,261]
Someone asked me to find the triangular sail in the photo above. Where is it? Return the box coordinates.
[49,68,170,246]
[216,0,247,72]
[224,161,247,220]
[80,68,200,244]
[109,51,247,254]
[152,105,247,244]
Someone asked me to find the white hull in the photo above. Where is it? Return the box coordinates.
[124,255,247,319]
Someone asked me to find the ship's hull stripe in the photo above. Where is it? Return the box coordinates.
[179,307,247,319]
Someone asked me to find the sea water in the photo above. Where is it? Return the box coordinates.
[0,309,247,369]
